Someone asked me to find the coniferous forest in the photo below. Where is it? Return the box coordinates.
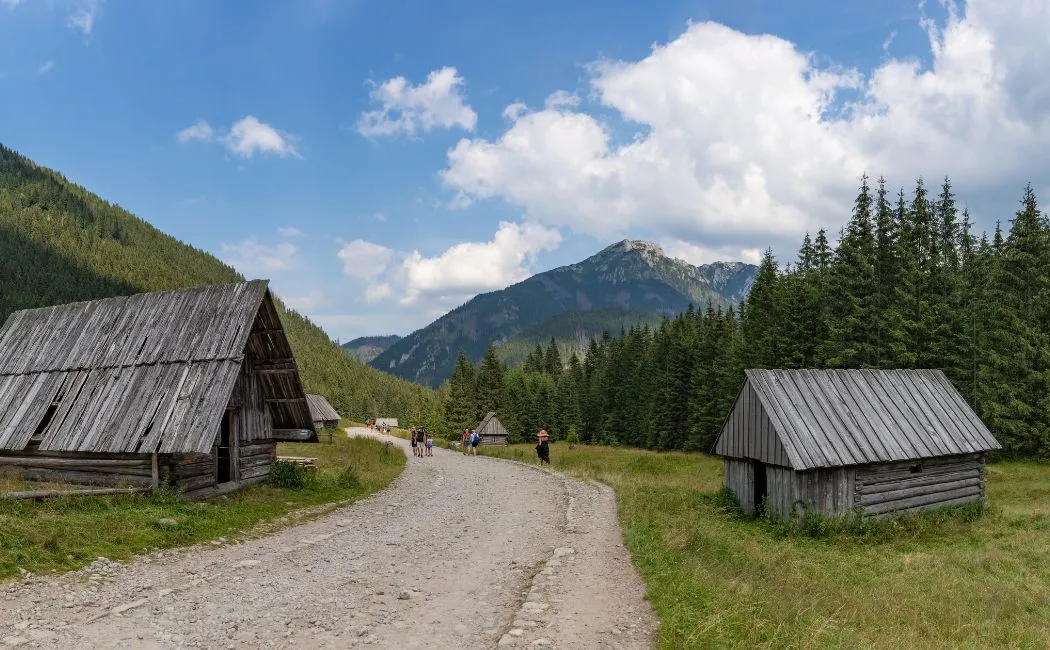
[441,175,1050,459]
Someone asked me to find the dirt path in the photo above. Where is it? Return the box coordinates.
[0,429,656,649]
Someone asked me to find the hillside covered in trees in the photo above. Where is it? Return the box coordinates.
[0,143,438,425]
[438,175,1050,459]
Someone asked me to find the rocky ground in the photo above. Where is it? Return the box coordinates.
[0,429,656,649]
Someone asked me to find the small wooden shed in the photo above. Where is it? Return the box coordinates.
[714,369,1001,519]
[306,394,340,430]
[0,280,316,499]
[475,412,509,446]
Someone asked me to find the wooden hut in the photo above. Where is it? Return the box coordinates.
[306,394,340,430]
[475,412,509,446]
[714,369,1001,519]
[0,280,316,499]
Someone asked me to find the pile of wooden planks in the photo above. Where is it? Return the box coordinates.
[276,456,317,470]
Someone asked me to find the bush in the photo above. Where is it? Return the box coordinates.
[566,426,581,446]
[267,461,308,489]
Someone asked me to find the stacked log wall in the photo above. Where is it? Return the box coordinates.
[0,447,154,487]
[239,441,276,482]
[854,453,985,517]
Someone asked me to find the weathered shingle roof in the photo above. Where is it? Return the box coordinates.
[720,369,1000,470]
[0,280,313,454]
[306,394,340,423]
[476,412,508,437]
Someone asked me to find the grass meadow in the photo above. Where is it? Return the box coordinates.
[0,430,404,580]
[480,443,1050,649]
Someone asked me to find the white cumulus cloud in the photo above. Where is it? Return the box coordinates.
[338,221,562,307]
[176,120,215,143]
[441,1,1050,254]
[223,116,301,159]
[277,226,305,238]
[218,238,297,276]
[176,116,300,159]
[357,66,477,137]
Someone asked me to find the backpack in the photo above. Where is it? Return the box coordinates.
[471,432,480,445]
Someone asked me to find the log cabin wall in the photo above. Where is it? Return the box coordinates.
[854,453,986,517]
[0,445,155,487]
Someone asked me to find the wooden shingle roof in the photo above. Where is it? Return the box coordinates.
[0,280,314,454]
[476,412,508,437]
[306,394,340,423]
[717,369,1001,470]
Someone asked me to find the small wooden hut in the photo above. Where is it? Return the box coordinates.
[0,280,315,499]
[714,369,1001,519]
[475,412,509,446]
[306,394,340,430]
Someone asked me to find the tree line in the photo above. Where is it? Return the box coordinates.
[436,175,1050,458]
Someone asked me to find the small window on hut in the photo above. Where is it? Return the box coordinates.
[910,463,923,474]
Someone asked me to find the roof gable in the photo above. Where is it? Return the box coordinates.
[737,369,1001,470]
[476,412,507,437]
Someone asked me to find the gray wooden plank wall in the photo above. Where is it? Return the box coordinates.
[715,381,792,467]
[724,459,755,515]
[767,466,856,519]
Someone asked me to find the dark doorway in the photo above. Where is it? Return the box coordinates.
[753,461,768,515]
[217,410,235,484]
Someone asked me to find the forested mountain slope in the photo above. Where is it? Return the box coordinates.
[342,335,401,363]
[0,143,438,425]
[372,239,757,387]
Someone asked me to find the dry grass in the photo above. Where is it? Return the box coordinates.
[480,443,1050,649]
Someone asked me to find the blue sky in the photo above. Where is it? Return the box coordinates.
[3,0,1049,341]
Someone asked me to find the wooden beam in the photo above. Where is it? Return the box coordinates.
[256,368,297,375]
[265,398,307,403]
[151,452,159,489]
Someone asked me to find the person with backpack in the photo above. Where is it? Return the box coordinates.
[425,431,434,456]
[470,429,480,456]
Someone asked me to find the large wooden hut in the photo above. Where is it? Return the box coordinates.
[475,412,509,446]
[306,394,340,430]
[0,280,316,499]
[714,369,1001,519]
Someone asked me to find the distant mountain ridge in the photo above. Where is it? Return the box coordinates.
[371,239,758,387]
[341,335,401,363]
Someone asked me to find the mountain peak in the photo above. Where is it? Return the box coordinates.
[601,239,665,258]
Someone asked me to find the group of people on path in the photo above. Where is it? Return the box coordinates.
[410,427,433,457]
[460,428,481,455]
[398,422,552,465]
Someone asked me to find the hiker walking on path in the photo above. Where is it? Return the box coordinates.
[425,431,434,457]
[536,429,550,465]
[411,428,420,457]
[461,429,470,455]
[470,429,480,456]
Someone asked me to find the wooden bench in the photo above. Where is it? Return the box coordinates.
[276,456,318,470]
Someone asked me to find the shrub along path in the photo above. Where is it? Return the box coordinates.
[0,429,655,649]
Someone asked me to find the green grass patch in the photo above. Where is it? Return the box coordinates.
[0,433,404,580]
[479,443,1050,649]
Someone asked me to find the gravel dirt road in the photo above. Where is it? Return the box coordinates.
[0,428,656,649]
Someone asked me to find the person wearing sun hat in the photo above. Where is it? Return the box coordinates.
[535,428,550,465]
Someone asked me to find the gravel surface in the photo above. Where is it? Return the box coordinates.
[0,429,656,649]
